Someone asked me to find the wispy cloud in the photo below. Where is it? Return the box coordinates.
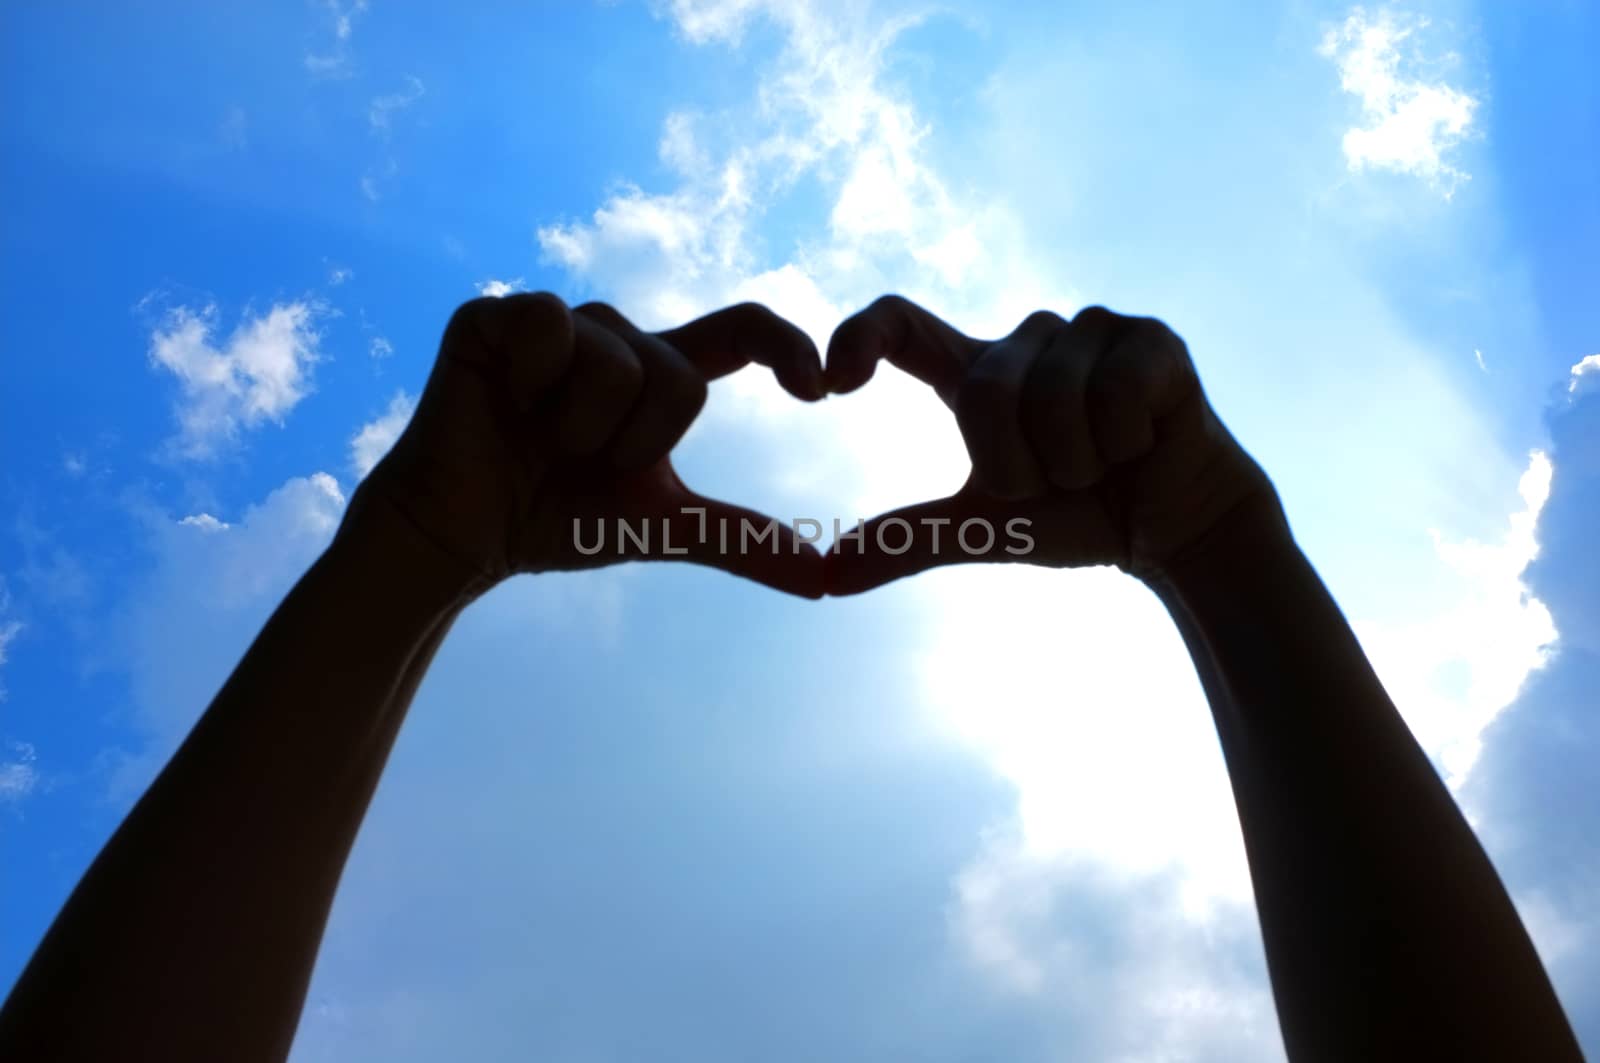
[0,576,21,702]
[305,0,370,78]
[1,579,36,804]
[476,278,526,297]
[1569,353,1600,393]
[0,740,38,805]
[368,75,425,136]
[178,513,230,532]
[143,297,328,459]
[105,473,348,802]
[1319,6,1479,194]
[349,391,416,478]
[358,75,426,201]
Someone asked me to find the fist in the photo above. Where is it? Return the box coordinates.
[347,292,829,599]
[820,296,1285,593]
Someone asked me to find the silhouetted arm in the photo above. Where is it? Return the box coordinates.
[0,294,825,1062]
[818,294,1582,1061]
[0,492,476,1062]
[1146,497,1582,1062]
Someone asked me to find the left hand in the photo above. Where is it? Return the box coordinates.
[819,295,1283,594]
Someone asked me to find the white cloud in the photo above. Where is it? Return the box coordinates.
[659,110,712,177]
[146,299,327,459]
[476,278,525,298]
[1319,6,1478,193]
[921,566,1253,910]
[0,740,38,804]
[305,0,369,77]
[0,576,21,702]
[368,336,394,359]
[350,392,417,478]
[0,577,32,796]
[1569,353,1600,394]
[174,474,347,610]
[108,473,348,800]
[179,513,231,532]
[356,70,424,203]
[951,827,1280,1061]
[329,266,354,286]
[534,1,1062,342]
[1355,450,1558,785]
[369,76,425,136]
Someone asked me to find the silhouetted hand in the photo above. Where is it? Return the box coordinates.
[821,296,1283,593]
[351,292,829,599]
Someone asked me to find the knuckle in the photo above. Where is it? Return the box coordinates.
[1072,304,1122,331]
[573,300,627,329]
[447,296,499,333]
[515,289,569,319]
[1124,315,1188,361]
[443,296,511,355]
[1126,316,1172,344]
[869,292,911,317]
[1021,308,1068,333]
[514,291,573,341]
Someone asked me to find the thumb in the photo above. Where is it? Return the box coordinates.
[823,491,988,596]
[824,481,1122,595]
[651,484,826,601]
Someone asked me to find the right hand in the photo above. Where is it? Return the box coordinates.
[347,292,829,599]
[820,295,1286,594]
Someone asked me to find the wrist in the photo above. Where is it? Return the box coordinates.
[1139,487,1298,604]
[333,482,499,611]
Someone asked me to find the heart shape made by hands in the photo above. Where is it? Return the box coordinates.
[536,294,1272,601]
[372,292,1275,605]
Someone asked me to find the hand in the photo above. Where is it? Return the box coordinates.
[346,292,829,599]
[820,296,1285,594]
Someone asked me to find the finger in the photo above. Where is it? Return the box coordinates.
[437,291,576,411]
[823,294,989,401]
[822,493,975,596]
[653,301,825,401]
[1085,313,1195,464]
[953,310,1060,500]
[823,481,1123,596]
[557,310,647,455]
[1021,307,1120,490]
[646,485,826,600]
[570,302,709,472]
[823,485,1061,596]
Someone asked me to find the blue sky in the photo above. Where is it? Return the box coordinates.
[2,1,1597,1058]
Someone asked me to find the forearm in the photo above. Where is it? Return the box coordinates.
[1148,500,1580,1061]
[0,494,478,1062]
